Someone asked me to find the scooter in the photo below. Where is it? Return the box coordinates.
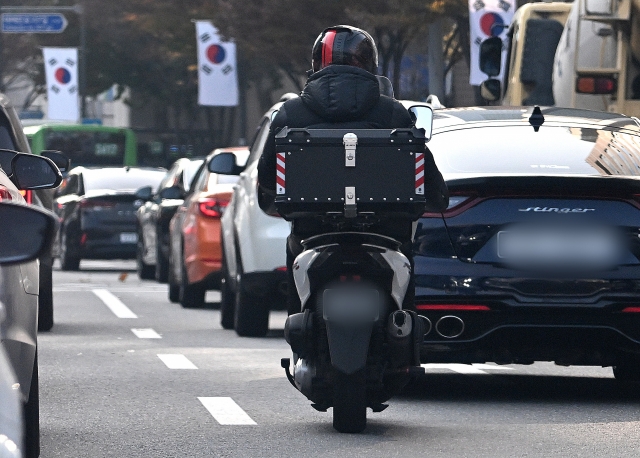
[277,106,434,433]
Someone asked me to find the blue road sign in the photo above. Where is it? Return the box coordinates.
[1,13,68,34]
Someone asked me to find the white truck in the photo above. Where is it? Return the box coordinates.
[483,0,640,117]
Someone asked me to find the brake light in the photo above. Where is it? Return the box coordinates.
[576,76,617,94]
[274,266,287,272]
[80,199,117,210]
[423,194,476,217]
[416,304,491,311]
[621,307,640,313]
[0,187,12,201]
[19,190,32,204]
[198,198,229,218]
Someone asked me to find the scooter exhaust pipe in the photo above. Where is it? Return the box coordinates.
[388,310,412,337]
[435,315,465,339]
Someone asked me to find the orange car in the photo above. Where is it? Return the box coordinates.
[168,147,249,308]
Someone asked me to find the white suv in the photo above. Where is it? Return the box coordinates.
[219,99,292,336]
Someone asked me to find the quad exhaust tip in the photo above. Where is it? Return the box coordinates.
[435,315,465,339]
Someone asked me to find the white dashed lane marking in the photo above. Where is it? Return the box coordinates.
[198,397,257,425]
[157,354,198,369]
[92,289,138,318]
[422,364,515,375]
[131,328,161,339]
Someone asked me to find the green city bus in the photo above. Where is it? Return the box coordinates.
[22,122,138,167]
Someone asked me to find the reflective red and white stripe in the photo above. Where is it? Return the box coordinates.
[415,152,425,195]
[276,152,286,195]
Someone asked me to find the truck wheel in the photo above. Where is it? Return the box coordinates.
[59,231,80,271]
[23,351,40,458]
[136,236,155,280]
[38,255,54,332]
[234,275,269,337]
[332,369,367,433]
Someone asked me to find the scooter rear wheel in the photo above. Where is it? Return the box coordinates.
[332,369,367,433]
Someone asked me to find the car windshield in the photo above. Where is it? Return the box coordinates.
[82,168,165,192]
[429,125,640,177]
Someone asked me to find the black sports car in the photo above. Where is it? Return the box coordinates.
[414,106,640,380]
[54,166,166,270]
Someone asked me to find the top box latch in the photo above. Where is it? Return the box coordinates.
[344,133,358,167]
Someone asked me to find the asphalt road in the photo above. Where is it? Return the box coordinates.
[37,260,640,457]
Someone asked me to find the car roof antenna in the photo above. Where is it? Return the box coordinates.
[529,106,545,132]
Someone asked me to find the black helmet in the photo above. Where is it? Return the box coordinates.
[312,25,378,74]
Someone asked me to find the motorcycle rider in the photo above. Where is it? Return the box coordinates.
[258,25,448,315]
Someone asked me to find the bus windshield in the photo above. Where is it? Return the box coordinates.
[43,130,127,167]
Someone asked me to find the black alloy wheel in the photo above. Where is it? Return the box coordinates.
[613,357,640,382]
[155,232,169,283]
[233,271,269,337]
[136,232,155,280]
[179,251,206,308]
[59,229,80,271]
[37,254,54,331]
[219,241,235,329]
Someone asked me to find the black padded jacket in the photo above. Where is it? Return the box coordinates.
[257,65,448,216]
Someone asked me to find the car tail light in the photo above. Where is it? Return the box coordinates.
[416,304,491,311]
[621,307,640,313]
[198,198,229,218]
[80,199,117,210]
[19,190,33,204]
[423,194,476,217]
[274,266,287,272]
[576,76,617,94]
[80,233,88,245]
[0,187,12,202]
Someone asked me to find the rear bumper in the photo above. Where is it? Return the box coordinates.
[417,306,640,366]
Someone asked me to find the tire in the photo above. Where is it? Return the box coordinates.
[136,235,155,280]
[23,351,40,458]
[38,255,54,332]
[180,259,206,308]
[234,275,269,337]
[332,369,367,434]
[167,249,180,303]
[155,236,169,284]
[59,230,80,271]
[613,358,640,382]
[219,246,235,329]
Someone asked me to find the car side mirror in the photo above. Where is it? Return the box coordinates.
[0,202,57,264]
[135,185,153,201]
[41,150,71,173]
[10,154,62,190]
[479,36,503,77]
[208,152,242,175]
[408,105,434,141]
[159,185,184,200]
[480,78,503,102]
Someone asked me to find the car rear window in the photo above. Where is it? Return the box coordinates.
[83,169,165,192]
[430,125,640,177]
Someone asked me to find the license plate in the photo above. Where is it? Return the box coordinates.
[119,232,137,244]
[497,227,622,268]
[323,288,380,323]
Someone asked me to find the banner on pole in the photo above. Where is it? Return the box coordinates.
[195,21,239,107]
[468,0,516,85]
[43,47,79,121]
